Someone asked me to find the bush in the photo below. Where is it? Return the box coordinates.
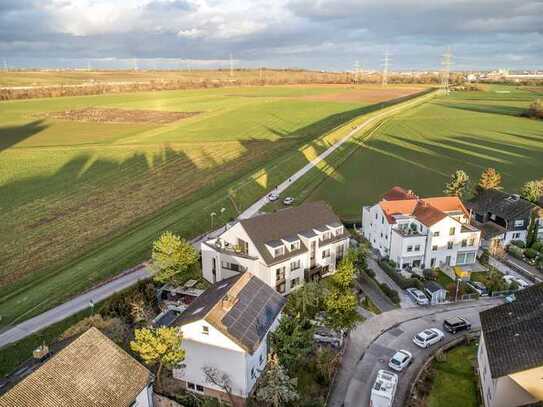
[508,245,525,260]
[531,241,543,252]
[537,257,543,271]
[378,259,422,290]
[379,283,400,304]
[365,268,376,279]
[510,240,526,249]
[524,248,539,260]
[478,249,490,266]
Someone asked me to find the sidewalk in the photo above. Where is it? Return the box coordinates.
[367,257,414,308]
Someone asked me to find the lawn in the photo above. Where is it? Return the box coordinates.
[0,84,428,328]
[425,343,479,407]
[308,85,543,220]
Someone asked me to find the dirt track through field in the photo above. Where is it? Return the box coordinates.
[41,108,199,124]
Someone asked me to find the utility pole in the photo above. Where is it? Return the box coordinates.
[229,53,234,77]
[259,66,263,82]
[133,58,138,71]
[441,47,452,95]
[382,50,390,86]
[354,60,361,85]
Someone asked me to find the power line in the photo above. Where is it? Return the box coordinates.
[441,47,453,95]
[382,50,390,86]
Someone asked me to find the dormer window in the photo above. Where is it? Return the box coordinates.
[323,231,332,240]
[274,247,284,257]
[290,241,300,251]
[336,226,344,236]
[202,326,209,335]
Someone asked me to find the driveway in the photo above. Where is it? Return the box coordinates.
[327,298,501,407]
[357,273,396,313]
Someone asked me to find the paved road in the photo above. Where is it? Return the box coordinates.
[328,298,501,407]
[0,266,151,349]
[0,91,433,350]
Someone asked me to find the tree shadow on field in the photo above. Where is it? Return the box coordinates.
[438,102,526,117]
[0,120,48,152]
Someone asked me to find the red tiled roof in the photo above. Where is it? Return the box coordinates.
[412,201,447,226]
[423,196,469,217]
[379,200,418,223]
[381,186,418,201]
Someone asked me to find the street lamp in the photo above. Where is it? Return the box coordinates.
[210,212,217,229]
[89,299,95,315]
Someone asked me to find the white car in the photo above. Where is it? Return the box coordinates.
[466,280,488,296]
[504,274,530,289]
[283,197,295,205]
[406,288,429,305]
[515,277,530,289]
[370,370,398,407]
[268,192,279,201]
[413,328,444,348]
[388,350,413,372]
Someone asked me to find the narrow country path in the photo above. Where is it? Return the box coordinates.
[0,91,434,350]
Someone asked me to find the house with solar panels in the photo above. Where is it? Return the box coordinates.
[201,201,350,295]
[169,272,286,406]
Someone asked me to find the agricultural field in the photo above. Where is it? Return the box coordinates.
[0,83,425,327]
[308,85,543,220]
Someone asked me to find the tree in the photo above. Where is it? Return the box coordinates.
[283,281,323,320]
[255,354,299,407]
[476,168,502,193]
[270,314,313,372]
[444,170,470,198]
[151,231,199,283]
[130,327,185,387]
[323,288,360,331]
[520,180,543,203]
[330,257,357,291]
[524,99,543,119]
[483,268,508,293]
[202,367,235,406]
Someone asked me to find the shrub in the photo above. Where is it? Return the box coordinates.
[379,283,400,304]
[365,268,376,279]
[508,245,525,260]
[379,259,422,290]
[478,249,490,266]
[510,240,526,249]
[531,241,543,252]
[537,257,543,271]
[524,248,539,260]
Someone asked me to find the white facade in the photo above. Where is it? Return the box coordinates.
[201,222,349,295]
[362,199,481,270]
[173,315,279,400]
[134,385,154,407]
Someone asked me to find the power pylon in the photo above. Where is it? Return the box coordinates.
[354,60,361,84]
[382,51,390,86]
[441,47,453,95]
[229,53,234,77]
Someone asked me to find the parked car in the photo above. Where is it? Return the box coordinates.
[466,280,488,296]
[413,328,444,348]
[370,370,398,407]
[443,316,471,334]
[283,197,295,205]
[503,275,530,289]
[515,277,530,289]
[268,192,279,201]
[406,288,429,305]
[388,350,413,372]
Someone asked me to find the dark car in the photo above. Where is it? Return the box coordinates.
[443,316,471,334]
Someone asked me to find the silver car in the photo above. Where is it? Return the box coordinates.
[413,328,444,348]
[388,350,413,372]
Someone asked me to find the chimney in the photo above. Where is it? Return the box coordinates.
[221,294,238,311]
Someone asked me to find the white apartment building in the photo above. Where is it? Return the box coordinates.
[362,187,481,270]
[478,284,543,407]
[171,273,285,406]
[201,201,350,295]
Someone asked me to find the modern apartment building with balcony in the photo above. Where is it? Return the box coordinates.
[362,187,481,271]
[201,201,350,295]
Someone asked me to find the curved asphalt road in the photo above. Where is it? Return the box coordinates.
[342,300,499,407]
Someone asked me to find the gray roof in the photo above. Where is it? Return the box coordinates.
[424,281,445,293]
[480,283,543,378]
[467,189,537,223]
[239,201,346,265]
[173,273,285,354]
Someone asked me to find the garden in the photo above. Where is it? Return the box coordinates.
[507,240,543,271]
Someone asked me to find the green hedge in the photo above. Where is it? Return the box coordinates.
[378,259,423,290]
[508,244,525,260]
[510,240,526,249]
[379,283,400,304]
[524,248,539,260]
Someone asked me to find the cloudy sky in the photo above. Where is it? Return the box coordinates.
[1,0,542,71]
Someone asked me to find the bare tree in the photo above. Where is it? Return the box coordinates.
[202,366,236,406]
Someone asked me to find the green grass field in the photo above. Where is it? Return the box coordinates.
[308,85,543,219]
[0,84,426,328]
[426,343,479,407]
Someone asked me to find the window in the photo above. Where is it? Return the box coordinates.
[381,216,384,224]
[290,259,301,271]
[336,226,344,235]
[449,227,455,236]
[187,382,195,390]
[273,246,284,257]
[276,267,285,281]
[513,232,520,239]
[461,239,467,248]
[447,241,454,249]
[432,245,438,251]
[202,326,209,335]
[414,244,421,251]
[468,238,475,246]
[259,353,265,365]
[375,213,378,220]
[407,245,413,252]
[433,231,440,237]
[419,224,423,232]
[323,231,332,240]
[514,219,524,227]
[290,241,300,251]
[290,278,300,289]
[322,249,330,258]
[276,282,285,294]
[251,367,256,379]
[430,258,436,267]
[196,385,204,393]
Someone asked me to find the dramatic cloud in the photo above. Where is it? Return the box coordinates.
[0,0,541,70]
